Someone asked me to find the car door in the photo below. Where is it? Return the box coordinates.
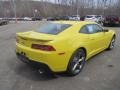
[79,25,93,58]
[86,24,106,56]
[94,24,109,48]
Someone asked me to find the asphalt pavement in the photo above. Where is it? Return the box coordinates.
[0,21,120,90]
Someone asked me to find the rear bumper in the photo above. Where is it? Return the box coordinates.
[16,53,52,72]
[16,43,71,72]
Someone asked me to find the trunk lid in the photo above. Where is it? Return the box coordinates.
[16,31,56,47]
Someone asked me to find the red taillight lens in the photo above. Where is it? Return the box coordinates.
[31,44,56,51]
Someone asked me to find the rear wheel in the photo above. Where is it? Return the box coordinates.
[107,36,116,50]
[66,49,86,76]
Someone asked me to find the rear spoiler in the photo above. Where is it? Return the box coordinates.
[16,33,53,42]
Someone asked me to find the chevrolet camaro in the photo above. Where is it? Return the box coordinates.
[16,21,116,76]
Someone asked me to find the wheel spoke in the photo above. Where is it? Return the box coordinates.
[78,57,84,62]
[111,39,115,48]
[112,40,115,46]
[72,63,78,71]
[72,57,84,71]
[79,64,82,69]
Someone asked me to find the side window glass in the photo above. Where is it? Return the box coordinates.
[93,25,103,32]
[80,26,89,34]
[86,25,94,34]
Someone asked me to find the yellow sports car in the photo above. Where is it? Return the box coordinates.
[16,21,116,76]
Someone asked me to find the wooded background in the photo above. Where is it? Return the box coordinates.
[0,0,120,18]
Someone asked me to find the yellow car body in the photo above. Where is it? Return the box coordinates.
[16,21,115,73]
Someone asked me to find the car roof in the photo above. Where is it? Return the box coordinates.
[53,21,96,25]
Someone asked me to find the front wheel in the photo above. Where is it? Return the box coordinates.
[107,36,116,50]
[66,49,86,76]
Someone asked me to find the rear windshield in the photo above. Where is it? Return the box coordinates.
[36,23,71,35]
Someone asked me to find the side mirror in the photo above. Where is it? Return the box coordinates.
[103,29,109,32]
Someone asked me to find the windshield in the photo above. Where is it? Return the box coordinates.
[36,23,71,35]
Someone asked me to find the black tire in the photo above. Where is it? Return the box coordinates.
[107,36,116,50]
[66,48,86,76]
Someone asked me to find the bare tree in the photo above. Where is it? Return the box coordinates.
[0,0,120,18]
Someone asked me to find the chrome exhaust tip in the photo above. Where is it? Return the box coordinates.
[38,69,44,74]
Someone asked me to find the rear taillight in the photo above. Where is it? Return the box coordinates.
[31,44,56,51]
